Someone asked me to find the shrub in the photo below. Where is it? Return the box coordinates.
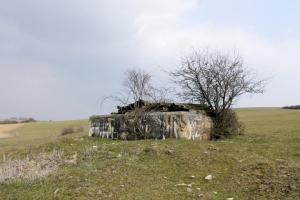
[60,126,86,136]
[211,110,245,140]
[60,126,75,136]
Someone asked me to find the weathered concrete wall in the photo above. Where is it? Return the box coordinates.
[152,111,212,140]
[89,111,212,140]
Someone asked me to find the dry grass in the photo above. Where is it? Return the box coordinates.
[0,149,64,183]
[0,124,24,139]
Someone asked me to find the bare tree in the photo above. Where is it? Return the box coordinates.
[123,68,153,102]
[147,86,174,103]
[170,49,265,139]
[123,68,174,103]
[117,68,173,140]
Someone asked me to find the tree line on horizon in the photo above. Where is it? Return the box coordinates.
[0,117,36,124]
[282,105,300,109]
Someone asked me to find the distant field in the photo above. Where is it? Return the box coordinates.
[0,108,299,199]
[0,120,89,153]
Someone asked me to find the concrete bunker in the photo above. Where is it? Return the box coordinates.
[89,101,212,140]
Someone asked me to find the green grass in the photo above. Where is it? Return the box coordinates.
[0,108,299,200]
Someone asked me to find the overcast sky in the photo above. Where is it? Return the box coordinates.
[1,0,300,120]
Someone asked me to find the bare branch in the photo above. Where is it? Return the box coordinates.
[170,49,265,114]
[123,68,153,102]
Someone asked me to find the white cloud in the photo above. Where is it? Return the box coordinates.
[132,6,300,107]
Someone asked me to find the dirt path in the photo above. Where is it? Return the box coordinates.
[0,124,24,139]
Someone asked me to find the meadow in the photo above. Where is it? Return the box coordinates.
[0,108,299,199]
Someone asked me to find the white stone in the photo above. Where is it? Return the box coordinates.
[54,188,59,195]
[175,183,187,186]
[186,188,193,193]
[204,174,213,180]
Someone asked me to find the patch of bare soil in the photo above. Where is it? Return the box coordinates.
[0,124,24,139]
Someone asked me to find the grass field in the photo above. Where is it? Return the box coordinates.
[0,120,88,154]
[0,108,299,199]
